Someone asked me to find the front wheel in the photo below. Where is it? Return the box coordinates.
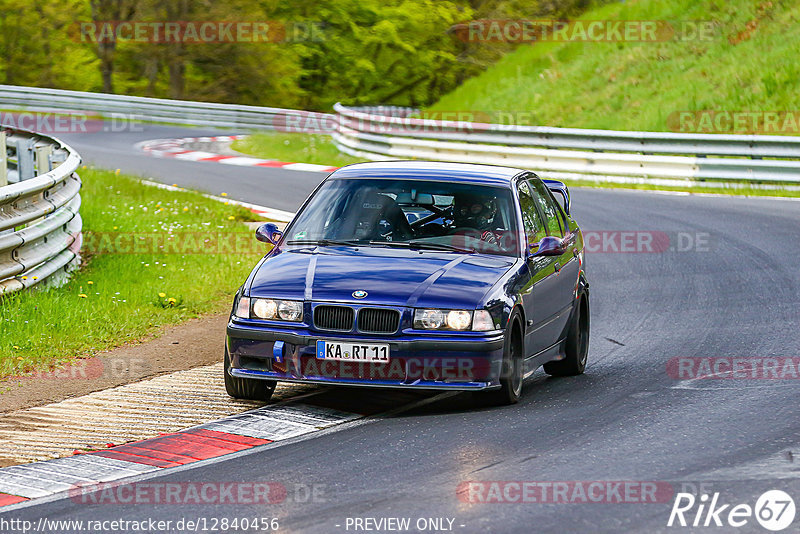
[543,295,589,377]
[483,314,524,406]
[224,347,276,402]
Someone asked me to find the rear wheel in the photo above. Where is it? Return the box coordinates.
[483,314,524,406]
[224,347,276,401]
[544,295,589,377]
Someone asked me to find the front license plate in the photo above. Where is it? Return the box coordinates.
[316,340,390,363]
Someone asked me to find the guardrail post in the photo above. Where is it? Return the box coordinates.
[0,131,6,187]
[15,138,35,182]
[35,144,53,174]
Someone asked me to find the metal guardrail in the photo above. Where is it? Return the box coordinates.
[332,104,800,186]
[0,84,333,131]
[4,84,799,188]
[0,128,82,294]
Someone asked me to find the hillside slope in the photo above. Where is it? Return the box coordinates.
[430,0,800,134]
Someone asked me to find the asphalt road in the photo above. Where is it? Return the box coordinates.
[6,125,800,533]
[57,124,326,212]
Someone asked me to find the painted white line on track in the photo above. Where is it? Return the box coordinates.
[139,179,296,222]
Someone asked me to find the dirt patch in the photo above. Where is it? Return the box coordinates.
[0,312,229,414]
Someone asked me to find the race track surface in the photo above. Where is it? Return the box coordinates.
[6,125,798,533]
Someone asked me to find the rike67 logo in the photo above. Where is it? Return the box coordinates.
[668,490,796,531]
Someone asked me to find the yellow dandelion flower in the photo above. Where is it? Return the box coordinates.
[158,292,166,298]
[228,216,235,220]
[113,226,118,230]
[221,192,228,197]
[168,297,177,303]
[17,357,23,361]
[183,207,189,212]
[115,169,121,175]
[21,276,27,280]
[87,281,94,285]
[79,294,88,298]
[13,346,19,349]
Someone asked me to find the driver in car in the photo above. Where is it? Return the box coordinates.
[452,193,502,246]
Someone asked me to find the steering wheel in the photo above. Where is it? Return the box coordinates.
[448,227,483,239]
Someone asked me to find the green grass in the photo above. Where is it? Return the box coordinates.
[232,132,366,167]
[0,167,268,380]
[430,0,800,133]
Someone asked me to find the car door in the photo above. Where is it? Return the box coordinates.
[516,179,558,357]
[529,178,578,346]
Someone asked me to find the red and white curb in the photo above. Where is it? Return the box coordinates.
[137,136,339,174]
[0,400,360,506]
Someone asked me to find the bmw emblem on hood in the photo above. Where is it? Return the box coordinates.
[352,290,368,299]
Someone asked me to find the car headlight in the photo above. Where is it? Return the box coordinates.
[278,300,303,321]
[417,309,445,329]
[414,309,473,331]
[252,298,278,319]
[249,298,303,322]
[447,310,472,330]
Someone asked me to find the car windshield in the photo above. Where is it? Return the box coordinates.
[284,178,520,257]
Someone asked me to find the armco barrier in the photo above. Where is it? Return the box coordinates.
[332,104,800,187]
[0,84,332,131]
[0,127,82,294]
[4,84,799,187]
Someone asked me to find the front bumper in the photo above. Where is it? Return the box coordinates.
[226,320,506,390]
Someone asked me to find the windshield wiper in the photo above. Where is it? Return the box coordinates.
[286,239,362,247]
[369,241,474,254]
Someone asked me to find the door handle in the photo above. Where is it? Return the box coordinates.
[554,262,561,273]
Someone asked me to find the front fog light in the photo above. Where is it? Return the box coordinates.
[472,310,495,331]
[446,310,472,330]
[252,298,277,319]
[278,300,303,321]
[236,296,251,318]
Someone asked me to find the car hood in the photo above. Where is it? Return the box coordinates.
[248,247,516,309]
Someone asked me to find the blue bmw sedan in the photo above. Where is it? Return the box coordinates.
[225,161,589,405]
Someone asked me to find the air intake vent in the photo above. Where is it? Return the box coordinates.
[314,305,355,331]
[358,308,400,334]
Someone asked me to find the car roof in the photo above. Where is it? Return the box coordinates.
[328,161,527,187]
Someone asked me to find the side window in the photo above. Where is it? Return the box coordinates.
[529,179,563,237]
[517,181,547,246]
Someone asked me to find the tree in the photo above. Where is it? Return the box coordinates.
[89,0,140,93]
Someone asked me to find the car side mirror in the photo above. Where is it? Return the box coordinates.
[255,223,283,245]
[530,236,565,257]
[544,179,571,215]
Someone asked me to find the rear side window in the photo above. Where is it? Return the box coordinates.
[529,179,563,237]
[517,180,547,246]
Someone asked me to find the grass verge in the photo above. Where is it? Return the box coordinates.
[0,167,267,380]
[232,132,366,167]
[430,0,800,134]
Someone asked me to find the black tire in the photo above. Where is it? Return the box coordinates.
[544,295,589,377]
[224,347,276,402]
[483,313,524,406]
